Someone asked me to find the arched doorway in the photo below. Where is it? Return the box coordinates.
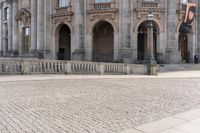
[179,33,188,62]
[137,21,158,62]
[179,23,190,63]
[57,24,71,60]
[92,21,114,62]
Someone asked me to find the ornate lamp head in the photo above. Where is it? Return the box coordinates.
[147,12,154,21]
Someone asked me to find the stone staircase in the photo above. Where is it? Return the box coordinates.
[158,64,200,73]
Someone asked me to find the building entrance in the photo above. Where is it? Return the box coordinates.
[93,21,114,62]
[58,24,71,60]
[179,33,188,62]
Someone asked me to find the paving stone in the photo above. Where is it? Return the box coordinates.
[0,76,200,132]
[174,123,200,133]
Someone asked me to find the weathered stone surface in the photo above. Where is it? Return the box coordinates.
[0,0,198,64]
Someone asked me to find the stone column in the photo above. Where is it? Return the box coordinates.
[8,1,13,53]
[197,1,200,55]
[31,0,37,51]
[121,0,131,48]
[0,4,2,55]
[166,1,179,63]
[119,0,132,63]
[146,19,154,63]
[37,0,44,51]
[12,0,18,54]
[85,33,92,61]
[73,0,84,60]
[3,23,7,56]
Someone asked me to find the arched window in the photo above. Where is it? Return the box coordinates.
[95,0,112,3]
[181,0,188,3]
[143,0,156,2]
[58,0,69,7]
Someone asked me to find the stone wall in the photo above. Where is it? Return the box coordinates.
[0,0,198,64]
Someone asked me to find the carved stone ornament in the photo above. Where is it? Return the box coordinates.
[134,8,165,20]
[15,8,31,25]
[87,9,118,21]
[52,12,73,24]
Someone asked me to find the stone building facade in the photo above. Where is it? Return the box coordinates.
[0,0,199,64]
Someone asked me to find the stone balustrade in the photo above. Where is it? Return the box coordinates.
[141,2,158,8]
[94,2,112,10]
[0,58,152,75]
[137,0,160,8]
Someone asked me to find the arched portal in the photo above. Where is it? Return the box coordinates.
[179,33,188,62]
[179,23,190,63]
[92,21,114,62]
[137,21,158,62]
[57,24,71,60]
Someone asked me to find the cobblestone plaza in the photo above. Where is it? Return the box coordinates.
[0,74,200,133]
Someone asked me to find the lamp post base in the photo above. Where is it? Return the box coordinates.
[143,58,157,75]
[143,57,157,65]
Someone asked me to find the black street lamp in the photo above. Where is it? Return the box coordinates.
[145,12,157,75]
[145,12,156,65]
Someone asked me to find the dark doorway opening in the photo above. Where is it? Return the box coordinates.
[58,24,71,60]
[93,21,114,62]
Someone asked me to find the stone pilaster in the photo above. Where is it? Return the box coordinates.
[0,3,2,55]
[31,0,37,51]
[43,0,51,58]
[73,0,84,60]
[120,0,132,63]
[3,23,7,56]
[166,1,179,64]
[37,0,44,51]
[8,1,13,53]
[12,0,18,54]
[197,1,200,55]
[121,0,131,48]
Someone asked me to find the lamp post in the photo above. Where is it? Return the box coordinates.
[145,12,157,75]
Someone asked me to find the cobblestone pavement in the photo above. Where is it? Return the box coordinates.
[0,75,200,133]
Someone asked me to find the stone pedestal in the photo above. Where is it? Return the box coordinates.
[120,48,133,63]
[72,50,84,61]
[148,64,157,75]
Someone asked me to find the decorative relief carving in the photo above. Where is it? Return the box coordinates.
[52,12,73,24]
[134,8,165,20]
[16,8,31,26]
[87,9,118,21]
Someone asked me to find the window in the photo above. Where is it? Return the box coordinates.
[58,0,69,7]
[4,7,9,21]
[95,0,112,3]
[23,27,30,53]
[143,0,156,2]
[181,0,196,4]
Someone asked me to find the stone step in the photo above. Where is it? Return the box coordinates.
[158,64,200,73]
